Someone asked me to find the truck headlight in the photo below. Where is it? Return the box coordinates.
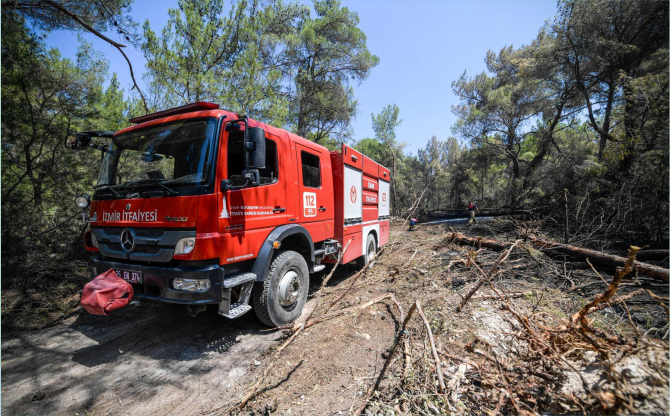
[75,194,90,208]
[174,237,195,255]
[172,278,211,292]
[91,232,98,248]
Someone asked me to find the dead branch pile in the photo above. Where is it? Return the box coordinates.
[359,225,669,415]
[218,219,668,416]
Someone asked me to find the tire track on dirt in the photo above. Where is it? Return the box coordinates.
[1,300,284,415]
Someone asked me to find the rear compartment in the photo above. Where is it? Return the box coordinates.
[330,144,390,264]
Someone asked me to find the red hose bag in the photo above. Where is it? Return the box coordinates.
[80,269,134,316]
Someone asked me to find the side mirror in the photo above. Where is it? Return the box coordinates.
[221,179,232,191]
[65,132,91,150]
[246,127,266,169]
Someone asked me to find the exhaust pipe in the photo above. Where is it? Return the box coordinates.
[186,305,207,318]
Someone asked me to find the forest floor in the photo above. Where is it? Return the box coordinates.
[1,219,668,415]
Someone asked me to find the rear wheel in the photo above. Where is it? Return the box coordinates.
[253,250,309,327]
[356,234,377,269]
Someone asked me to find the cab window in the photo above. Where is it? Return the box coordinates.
[227,130,278,186]
[301,151,321,188]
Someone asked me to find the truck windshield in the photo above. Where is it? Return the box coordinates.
[97,118,218,190]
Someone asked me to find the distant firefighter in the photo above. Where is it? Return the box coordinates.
[409,217,418,231]
[467,202,480,224]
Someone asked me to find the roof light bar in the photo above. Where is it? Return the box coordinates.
[129,102,220,124]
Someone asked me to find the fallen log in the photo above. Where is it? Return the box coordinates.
[532,239,668,283]
[447,232,511,251]
[446,232,669,283]
[635,249,669,261]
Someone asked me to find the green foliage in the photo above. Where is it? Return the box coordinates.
[290,0,379,144]
[141,0,303,125]
[1,0,667,285]
[141,0,377,141]
[1,12,134,272]
[7,0,138,42]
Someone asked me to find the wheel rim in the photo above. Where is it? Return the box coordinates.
[278,268,302,309]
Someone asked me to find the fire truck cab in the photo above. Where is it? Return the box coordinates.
[69,102,390,327]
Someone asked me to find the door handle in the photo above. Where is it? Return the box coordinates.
[319,206,326,212]
[273,207,285,213]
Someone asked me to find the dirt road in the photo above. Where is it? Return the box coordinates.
[1,296,318,415]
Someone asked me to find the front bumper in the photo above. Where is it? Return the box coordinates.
[90,255,224,305]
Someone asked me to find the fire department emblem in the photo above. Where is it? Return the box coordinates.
[382,193,387,206]
[350,186,357,204]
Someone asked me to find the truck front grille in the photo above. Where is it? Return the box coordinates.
[91,227,195,263]
[103,227,166,237]
[107,242,161,254]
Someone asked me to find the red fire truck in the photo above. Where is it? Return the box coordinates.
[67,102,390,326]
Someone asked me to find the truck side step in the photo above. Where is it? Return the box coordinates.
[223,272,257,289]
[313,264,326,273]
[218,302,252,319]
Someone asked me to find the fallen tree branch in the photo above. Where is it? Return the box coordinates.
[305,294,392,329]
[324,246,386,313]
[235,294,392,410]
[572,246,639,326]
[294,239,351,330]
[416,301,447,395]
[472,292,530,301]
[356,299,416,415]
[236,240,350,410]
[456,240,522,312]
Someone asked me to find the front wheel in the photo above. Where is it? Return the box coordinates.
[253,250,309,327]
[356,234,377,269]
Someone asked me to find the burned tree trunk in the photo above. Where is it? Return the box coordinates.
[446,232,669,283]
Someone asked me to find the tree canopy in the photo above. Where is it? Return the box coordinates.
[1,0,667,279]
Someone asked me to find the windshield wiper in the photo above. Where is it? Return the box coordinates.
[94,184,122,198]
[123,179,178,196]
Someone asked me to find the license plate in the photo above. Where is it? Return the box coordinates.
[114,268,142,284]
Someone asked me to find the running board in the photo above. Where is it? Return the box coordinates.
[219,273,256,319]
[218,302,252,319]
[223,272,257,288]
[313,264,326,273]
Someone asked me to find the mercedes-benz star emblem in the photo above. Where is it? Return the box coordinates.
[120,228,136,252]
[126,203,131,210]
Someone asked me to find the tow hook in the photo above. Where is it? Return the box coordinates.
[186,305,207,318]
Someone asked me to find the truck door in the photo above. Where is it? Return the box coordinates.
[218,129,288,245]
[295,143,332,242]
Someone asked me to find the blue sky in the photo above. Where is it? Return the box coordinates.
[43,0,557,154]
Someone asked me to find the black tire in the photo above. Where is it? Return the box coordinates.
[356,233,377,269]
[253,250,309,327]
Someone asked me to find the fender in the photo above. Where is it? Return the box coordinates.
[252,224,314,282]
